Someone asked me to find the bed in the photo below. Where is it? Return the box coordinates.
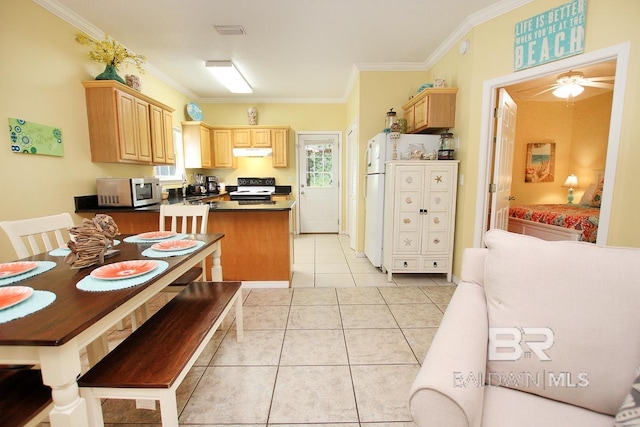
[508,204,600,242]
[507,176,603,243]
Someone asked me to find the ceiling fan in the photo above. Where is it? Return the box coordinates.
[519,70,615,100]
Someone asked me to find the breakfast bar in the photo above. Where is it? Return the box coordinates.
[76,198,296,287]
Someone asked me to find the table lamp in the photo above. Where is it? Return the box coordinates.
[563,174,579,204]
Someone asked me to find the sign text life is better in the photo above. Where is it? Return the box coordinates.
[514,0,586,71]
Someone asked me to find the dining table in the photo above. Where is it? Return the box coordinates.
[0,232,224,427]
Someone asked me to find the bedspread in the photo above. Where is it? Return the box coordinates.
[508,204,599,243]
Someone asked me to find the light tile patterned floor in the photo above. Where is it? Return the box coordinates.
[41,234,455,427]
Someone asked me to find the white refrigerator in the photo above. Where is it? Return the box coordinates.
[363,132,441,267]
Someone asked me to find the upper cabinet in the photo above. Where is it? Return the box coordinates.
[183,122,212,168]
[402,88,457,134]
[182,122,289,170]
[82,80,174,165]
[233,128,271,147]
[212,129,236,169]
[271,128,288,168]
[150,105,175,165]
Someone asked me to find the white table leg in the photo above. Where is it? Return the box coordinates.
[211,241,222,281]
[235,290,244,342]
[39,342,89,426]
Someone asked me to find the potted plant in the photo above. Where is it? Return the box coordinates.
[75,32,146,85]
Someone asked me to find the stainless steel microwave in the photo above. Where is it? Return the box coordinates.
[96,177,161,207]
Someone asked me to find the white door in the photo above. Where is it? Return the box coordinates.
[347,127,358,249]
[490,88,517,231]
[298,134,340,233]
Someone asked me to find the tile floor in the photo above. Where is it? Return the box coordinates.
[43,234,456,427]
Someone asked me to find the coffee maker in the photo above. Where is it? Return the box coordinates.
[206,176,219,194]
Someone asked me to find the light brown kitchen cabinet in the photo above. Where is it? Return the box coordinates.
[182,122,212,168]
[402,88,457,133]
[82,80,174,164]
[150,105,175,164]
[233,128,271,147]
[212,129,236,168]
[271,128,288,168]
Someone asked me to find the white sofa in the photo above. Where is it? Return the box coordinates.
[409,229,640,427]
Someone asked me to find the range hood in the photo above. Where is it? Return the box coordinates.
[232,147,273,157]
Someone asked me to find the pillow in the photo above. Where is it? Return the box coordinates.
[592,178,604,207]
[615,372,640,426]
[579,183,597,206]
[483,230,640,415]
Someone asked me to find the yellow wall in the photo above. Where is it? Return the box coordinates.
[355,71,428,251]
[510,94,610,205]
[0,0,190,261]
[194,103,346,187]
[425,0,640,275]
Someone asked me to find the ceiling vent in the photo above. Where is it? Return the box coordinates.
[214,25,246,36]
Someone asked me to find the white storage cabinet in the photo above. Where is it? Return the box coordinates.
[382,161,459,282]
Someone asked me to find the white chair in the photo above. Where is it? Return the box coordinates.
[159,204,210,290]
[0,212,74,258]
[0,213,134,361]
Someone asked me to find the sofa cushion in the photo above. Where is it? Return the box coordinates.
[483,229,640,415]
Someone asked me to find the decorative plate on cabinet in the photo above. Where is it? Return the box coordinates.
[186,102,203,121]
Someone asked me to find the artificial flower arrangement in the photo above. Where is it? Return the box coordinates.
[75,32,146,83]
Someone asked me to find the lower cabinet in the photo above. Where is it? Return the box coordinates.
[382,161,459,282]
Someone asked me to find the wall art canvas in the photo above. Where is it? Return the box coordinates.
[525,142,555,183]
[8,118,64,157]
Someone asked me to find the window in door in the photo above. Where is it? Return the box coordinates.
[306,143,333,187]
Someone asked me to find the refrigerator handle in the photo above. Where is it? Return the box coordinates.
[366,145,371,168]
[364,175,368,199]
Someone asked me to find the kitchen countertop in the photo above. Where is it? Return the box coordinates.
[75,195,295,213]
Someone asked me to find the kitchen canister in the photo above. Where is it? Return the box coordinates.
[438,132,455,160]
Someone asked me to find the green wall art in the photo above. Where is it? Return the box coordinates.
[9,118,64,157]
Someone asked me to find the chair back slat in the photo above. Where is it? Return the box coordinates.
[0,213,74,258]
[159,205,209,234]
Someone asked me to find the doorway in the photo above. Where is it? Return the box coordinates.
[296,132,341,233]
[474,43,630,247]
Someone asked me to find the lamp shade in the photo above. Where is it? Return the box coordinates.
[563,174,579,188]
[205,61,252,93]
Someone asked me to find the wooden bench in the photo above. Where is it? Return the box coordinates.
[78,281,243,427]
[0,368,53,427]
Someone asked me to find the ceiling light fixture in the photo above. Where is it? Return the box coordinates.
[552,82,584,99]
[214,25,246,36]
[205,61,252,93]
[552,71,586,99]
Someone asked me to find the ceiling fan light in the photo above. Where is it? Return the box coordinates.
[205,61,252,93]
[553,83,584,99]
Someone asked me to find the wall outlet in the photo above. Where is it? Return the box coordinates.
[455,137,460,149]
[459,174,464,186]
[288,176,293,183]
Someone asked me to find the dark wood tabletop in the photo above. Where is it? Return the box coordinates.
[0,233,224,347]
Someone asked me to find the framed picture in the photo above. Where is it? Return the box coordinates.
[525,142,555,183]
